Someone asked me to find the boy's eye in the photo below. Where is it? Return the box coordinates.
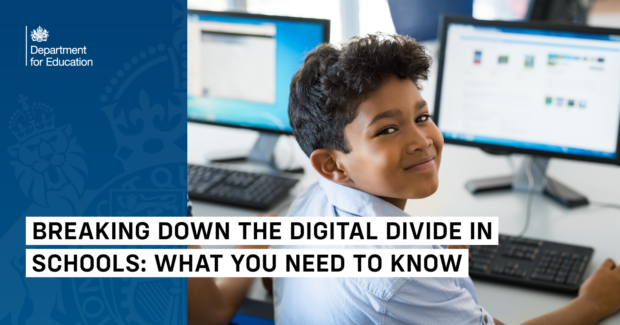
[377,127,397,136]
[415,114,432,123]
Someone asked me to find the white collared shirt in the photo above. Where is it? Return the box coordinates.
[273,177,495,325]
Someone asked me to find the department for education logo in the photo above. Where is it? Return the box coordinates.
[26,25,93,67]
[31,26,49,42]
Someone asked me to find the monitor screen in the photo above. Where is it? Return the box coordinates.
[187,11,328,134]
[436,19,620,162]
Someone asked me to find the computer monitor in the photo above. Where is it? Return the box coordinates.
[434,16,620,207]
[187,10,329,168]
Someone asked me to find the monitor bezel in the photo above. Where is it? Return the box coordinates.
[434,16,620,166]
[187,9,331,135]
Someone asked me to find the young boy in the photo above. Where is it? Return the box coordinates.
[274,34,620,325]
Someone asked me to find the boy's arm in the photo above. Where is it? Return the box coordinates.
[187,243,271,325]
[521,259,620,325]
[262,277,273,295]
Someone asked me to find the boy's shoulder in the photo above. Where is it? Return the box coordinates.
[287,178,409,217]
[287,180,335,217]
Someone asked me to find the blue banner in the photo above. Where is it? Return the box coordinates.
[1,1,187,324]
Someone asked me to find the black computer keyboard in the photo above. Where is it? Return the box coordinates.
[188,164,299,210]
[469,234,594,292]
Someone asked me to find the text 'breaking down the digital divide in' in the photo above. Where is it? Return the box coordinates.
[25,217,498,277]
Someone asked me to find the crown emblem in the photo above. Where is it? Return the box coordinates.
[9,95,56,143]
[31,26,49,42]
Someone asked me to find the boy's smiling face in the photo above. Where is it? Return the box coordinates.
[311,75,443,208]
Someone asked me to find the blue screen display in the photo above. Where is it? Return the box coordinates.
[187,13,326,133]
[443,132,617,158]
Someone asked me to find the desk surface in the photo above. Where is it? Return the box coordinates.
[191,136,620,324]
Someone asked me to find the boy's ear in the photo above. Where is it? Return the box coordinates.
[310,149,350,184]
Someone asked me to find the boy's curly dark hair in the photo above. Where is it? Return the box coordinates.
[288,33,432,157]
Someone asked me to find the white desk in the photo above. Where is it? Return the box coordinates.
[191,129,620,324]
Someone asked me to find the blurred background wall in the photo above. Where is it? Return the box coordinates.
[189,0,620,44]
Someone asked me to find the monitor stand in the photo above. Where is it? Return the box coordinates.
[210,132,303,173]
[465,156,589,208]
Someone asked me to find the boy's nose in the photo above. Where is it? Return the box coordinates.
[405,130,433,154]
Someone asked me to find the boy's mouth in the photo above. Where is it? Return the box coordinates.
[405,156,435,172]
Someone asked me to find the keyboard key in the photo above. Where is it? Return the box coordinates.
[474,254,494,262]
[571,262,585,273]
[471,257,492,264]
[472,263,489,271]
[554,275,567,284]
[566,273,580,285]
[491,265,504,274]
[531,273,554,282]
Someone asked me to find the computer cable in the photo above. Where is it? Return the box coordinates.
[590,201,620,211]
[519,157,535,237]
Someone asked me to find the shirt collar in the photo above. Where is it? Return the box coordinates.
[319,177,409,217]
